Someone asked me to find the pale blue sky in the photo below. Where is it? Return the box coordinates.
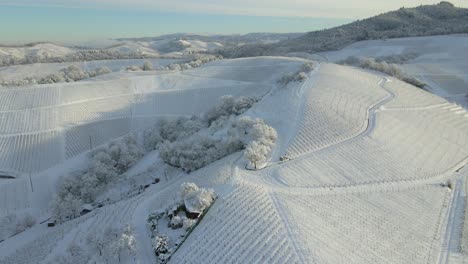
[1,0,467,45]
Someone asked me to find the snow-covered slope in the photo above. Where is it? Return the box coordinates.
[322,34,468,109]
[0,43,74,63]
[0,58,289,174]
[106,42,160,56]
[148,39,224,56]
[0,56,467,264]
[170,62,468,264]
[0,58,182,82]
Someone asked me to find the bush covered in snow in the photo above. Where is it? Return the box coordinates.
[204,95,256,124]
[126,61,155,72]
[0,76,39,87]
[143,95,277,172]
[52,135,143,222]
[161,55,223,71]
[340,56,426,88]
[37,73,65,84]
[301,61,315,72]
[180,182,216,214]
[278,72,307,86]
[142,60,154,71]
[153,235,170,259]
[157,116,277,171]
[374,53,419,64]
[0,48,157,67]
[126,65,142,71]
[144,95,254,152]
[278,61,314,86]
[51,224,136,264]
[60,65,88,81]
[158,117,244,172]
[0,65,112,87]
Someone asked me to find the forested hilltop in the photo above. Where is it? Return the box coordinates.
[219,1,468,57]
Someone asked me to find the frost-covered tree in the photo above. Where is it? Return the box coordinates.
[143,126,164,151]
[142,61,154,71]
[126,65,142,71]
[121,224,137,258]
[182,187,216,214]
[340,56,426,88]
[204,95,256,124]
[301,61,315,72]
[52,134,143,220]
[228,116,278,169]
[97,66,112,75]
[61,65,88,81]
[143,96,277,172]
[161,55,222,71]
[38,73,64,84]
[278,62,313,86]
[168,63,182,71]
[4,65,112,87]
[51,193,82,223]
[153,235,170,256]
[244,141,266,169]
[180,182,200,198]
[101,226,124,262]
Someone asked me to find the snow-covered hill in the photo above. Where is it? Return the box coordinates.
[219,2,468,58]
[0,54,467,264]
[0,43,75,64]
[148,39,224,56]
[322,33,468,108]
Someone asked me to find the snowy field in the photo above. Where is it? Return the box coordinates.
[322,34,468,108]
[0,58,183,82]
[0,50,467,264]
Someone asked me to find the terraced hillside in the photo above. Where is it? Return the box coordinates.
[0,56,467,264]
[172,62,468,264]
[0,68,275,174]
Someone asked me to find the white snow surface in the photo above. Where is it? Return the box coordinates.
[0,53,467,264]
[322,33,468,109]
[0,43,74,63]
[0,58,183,82]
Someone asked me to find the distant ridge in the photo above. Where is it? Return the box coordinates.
[116,32,304,46]
[220,1,468,57]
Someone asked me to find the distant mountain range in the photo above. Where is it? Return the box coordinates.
[219,1,468,57]
[0,33,304,67]
[117,32,305,46]
[2,2,467,65]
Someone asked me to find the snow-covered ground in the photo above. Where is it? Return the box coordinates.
[322,34,468,109]
[0,50,467,264]
[0,43,74,63]
[0,58,183,82]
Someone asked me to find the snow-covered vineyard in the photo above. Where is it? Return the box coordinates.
[0,47,467,263]
[0,72,269,173]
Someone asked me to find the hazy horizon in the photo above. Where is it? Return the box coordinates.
[1,0,468,45]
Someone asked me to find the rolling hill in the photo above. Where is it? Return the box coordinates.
[219,1,468,57]
[0,50,467,263]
